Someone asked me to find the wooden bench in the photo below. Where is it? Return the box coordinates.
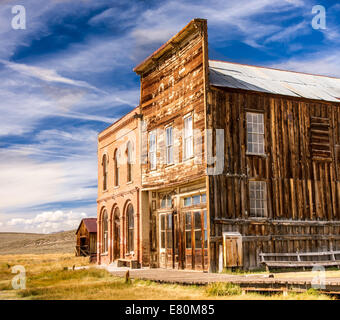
[117,259,139,269]
[259,250,340,271]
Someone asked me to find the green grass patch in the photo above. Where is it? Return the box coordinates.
[206,282,242,296]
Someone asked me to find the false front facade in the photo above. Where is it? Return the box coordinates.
[98,19,340,271]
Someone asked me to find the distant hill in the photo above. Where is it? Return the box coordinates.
[0,230,76,255]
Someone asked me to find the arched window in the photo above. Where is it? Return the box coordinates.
[102,154,107,191]
[127,204,134,253]
[102,209,108,253]
[127,142,132,182]
[113,207,120,259]
[114,149,119,187]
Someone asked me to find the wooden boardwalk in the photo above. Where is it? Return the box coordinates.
[105,267,340,295]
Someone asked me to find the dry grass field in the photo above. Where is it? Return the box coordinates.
[0,253,333,300]
[0,231,75,255]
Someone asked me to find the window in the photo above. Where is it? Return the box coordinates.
[184,115,193,159]
[167,214,173,248]
[185,213,192,249]
[249,181,267,217]
[149,131,156,170]
[165,126,173,164]
[127,204,134,252]
[126,142,132,182]
[160,215,165,249]
[194,211,202,249]
[161,195,172,209]
[114,149,119,186]
[203,210,208,248]
[102,210,108,253]
[183,194,206,207]
[247,112,265,155]
[102,154,108,191]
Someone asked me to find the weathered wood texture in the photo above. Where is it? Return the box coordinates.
[207,87,340,270]
[76,221,96,256]
[139,20,208,188]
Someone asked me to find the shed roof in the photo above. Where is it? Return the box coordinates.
[76,218,97,234]
[209,60,340,103]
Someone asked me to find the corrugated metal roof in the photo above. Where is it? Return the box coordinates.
[209,60,340,103]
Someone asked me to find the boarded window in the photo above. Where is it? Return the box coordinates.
[149,131,156,170]
[184,115,193,159]
[249,181,267,217]
[166,126,173,164]
[247,112,265,155]
[310,116,331,160]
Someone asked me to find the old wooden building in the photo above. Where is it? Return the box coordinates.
[75,218,97,260]
[98,18,340,271]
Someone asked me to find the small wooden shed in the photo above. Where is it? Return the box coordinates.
[75,218,97,259]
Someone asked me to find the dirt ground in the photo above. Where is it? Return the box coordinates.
[0,231,76,255]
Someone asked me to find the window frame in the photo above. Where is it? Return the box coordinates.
[127,204,134,253]
[102,210,108,254]
[126,142,132,183]
[183,113,194,160]
[165,125,174,165]
[114,149,119,187]
[246,112,265,156]
[102,154,108,191]
[149,130,157,170]
[248,180,268,218]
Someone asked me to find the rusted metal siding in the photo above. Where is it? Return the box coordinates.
[207,86,340,270]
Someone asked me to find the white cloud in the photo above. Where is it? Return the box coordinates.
[7,210,88,233]
[269,51,340,78]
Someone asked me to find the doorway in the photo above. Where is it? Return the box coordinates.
[183,210,208,271]
[113,208,120,260]
[159,212,177,269]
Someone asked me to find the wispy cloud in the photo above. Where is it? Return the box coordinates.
[269,50,340,77]
[0,59,102,91]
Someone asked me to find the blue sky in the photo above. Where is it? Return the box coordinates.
[0,0,339,233]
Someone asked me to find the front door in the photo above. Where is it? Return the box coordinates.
[183,210,208,271]
[159,212,175,268]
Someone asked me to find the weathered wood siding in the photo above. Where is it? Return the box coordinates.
[207,87,340,270]
[139,20,208,188]
[76,222,97,255]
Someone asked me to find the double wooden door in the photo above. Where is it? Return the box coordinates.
[159,210,208,271]
[184,210,208,271]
